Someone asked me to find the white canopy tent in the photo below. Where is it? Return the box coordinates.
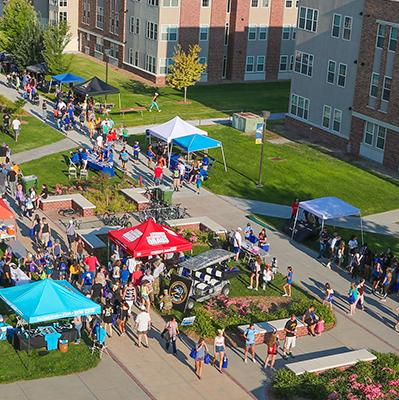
[291,196,363,243]
[147,116,208,164]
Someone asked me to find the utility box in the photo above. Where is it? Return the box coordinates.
[21,175,38,193]
[232,112,264,133]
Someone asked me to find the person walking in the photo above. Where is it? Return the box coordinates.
[149,92,161,112]
[213,329,226,372]
[39,217,51,248]
[355,279,365,310]
[11,117,21,142]
[172,168,180,191]
[317,228,329,259]
[263,332,278,370]
[290,198,299,219]
[233,227,242,261]
[282,266,293,297]
[7,166,18,198]
[41,99,48,120]
[135,305,151,348]
[163,316,179,354]
[282,314,297,359]
[66,218,76,250]
[73,315,83,344]
[123,280,136,316]
[247,255,261,291]
[195,172,203,195]
[243,323,258,363]
[348,282,359,316]
[380,269,393,302]
[117,301,129,336]
[194,338,208,380]
[322,282,334,311]
[336,240,346,269]
[154,163,163,185]
[102,301,114,337]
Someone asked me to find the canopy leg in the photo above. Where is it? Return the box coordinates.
[360,213,364,245]
[221,145,227,172]
[291,208,299,240]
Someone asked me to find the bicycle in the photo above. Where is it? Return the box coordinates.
[58,208,78,217]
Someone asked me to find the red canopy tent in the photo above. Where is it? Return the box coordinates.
[108,219,192,258]
[0,199,14,220]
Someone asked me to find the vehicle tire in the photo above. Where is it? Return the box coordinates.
[124,221,132,228]
[221,284,230,297]
[186,299,195,310]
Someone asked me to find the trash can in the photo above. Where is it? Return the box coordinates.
[21,175,38,193]
[58,339,69,353]
[158,185,174,206]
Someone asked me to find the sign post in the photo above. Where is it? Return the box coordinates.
[257,111,271,187]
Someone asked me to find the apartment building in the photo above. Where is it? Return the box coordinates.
[287,0,399,171]
[78,0,298,84]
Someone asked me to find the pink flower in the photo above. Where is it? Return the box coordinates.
[389,380,399,387]
[327,391,338,399]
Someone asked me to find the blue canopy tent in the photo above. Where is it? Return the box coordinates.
[0,279,101,324]
[291,196,363,243]
[49,73,85,91]
[172,134,227,171]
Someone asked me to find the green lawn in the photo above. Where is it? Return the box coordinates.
[49,54,290,127]
[0,339,99,384]
[202,125,399,215]
[0,95,63,153]
[257,215,399,254]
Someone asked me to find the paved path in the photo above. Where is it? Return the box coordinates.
[1,76,399,400]
[222,196,399,236]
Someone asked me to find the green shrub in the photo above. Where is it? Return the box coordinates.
[191,306,217,338]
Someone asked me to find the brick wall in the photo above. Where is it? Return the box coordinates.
[228,0,250,81]
[40,199,96,217]
[122,63,165,85]
[348,116,364,157]
[382,130,399,170]
[179,0,201,52]
[208,0,227,81]
[266,0,284,81]
[352,0,399,126]
[286,117,350,150]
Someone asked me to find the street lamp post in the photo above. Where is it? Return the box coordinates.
[104,48,111,103]
[256,110,271,188]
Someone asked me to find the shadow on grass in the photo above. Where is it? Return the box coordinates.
[121,80,159,95]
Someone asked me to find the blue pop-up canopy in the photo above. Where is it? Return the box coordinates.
[0,279,101,324]
[172,134,227,171]
[52,73,85,84]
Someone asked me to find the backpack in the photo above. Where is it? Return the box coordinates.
[248,260,256,272]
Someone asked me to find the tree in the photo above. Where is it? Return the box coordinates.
[43,21,72,74]
[0,0,43,68]
[166,44,206,103]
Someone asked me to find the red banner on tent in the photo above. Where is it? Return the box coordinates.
[108,218,192,258]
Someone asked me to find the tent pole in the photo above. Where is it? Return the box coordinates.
[28,323,31,372]
[168,142,172,167]
[107,237,110,261]
[360,213,364,245]
[221,145,227,172]
[321,219,325,230]
[291,208,299,240]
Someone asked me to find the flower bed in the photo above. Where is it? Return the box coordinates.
[272,352,399,400]
[188,294,335,339]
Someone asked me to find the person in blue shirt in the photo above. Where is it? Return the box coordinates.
[202,155,209,171]
[244,323,258,363]
[133,141,140,163]
[119,146,129,170]
[70,151,80,166]
[283,266,293,297]
[81,269,94,294]
[120,264,130,287]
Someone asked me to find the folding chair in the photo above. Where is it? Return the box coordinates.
[68,160,77,179]
[79,168,88,180]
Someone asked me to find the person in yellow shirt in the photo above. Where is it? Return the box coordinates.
[69,261,81,285]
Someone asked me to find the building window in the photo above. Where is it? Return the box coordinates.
[82,0,90,24]
[285,0,292,7]
[298,6,318,33]
[332,109,342,133]
[376,24,386,49]
[289,55,294,70]
[135,18,140,34]
[226,0,231,13]
[282,25,291,40]
[95,36,103,53]
[256,56,265,72]
[202,0,210,7]
[59,11,67,22]
[224,23,229,45]
[251,0,259,6]
[248,25,257,41]
[222,56,227,78]
[145,54,156,73]
[160,58,173,74]
[327,60,336,84]
[199,25,209,41]
[337,63,347,87]
[291,27,296,40]
[279,55,288,72]
[163,0,178,5]
[389,27,398,52]
[128,48,134,64]
[60,0,67,5]
[109,42,119,59]
[148,0,159,5]
[363,122,386,150]
[290,94,309,120]
[259,26,267,40]
[369,73,379,98]
[294,51,314,77]
[96,0,104,30]
[331,14,341,37]
[382,76,392,101]
[146,21,158,40]
[322,105,332,129]
[129,16,134,33]
[342,16,352,40]
[161,25,178,41]
[134,51,139,66]
[262,0,269,6]
[199,57,207,74]
[110,0,119,35]
[246,56,254,72]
